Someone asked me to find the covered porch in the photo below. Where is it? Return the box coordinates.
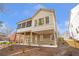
[16,29,57,47]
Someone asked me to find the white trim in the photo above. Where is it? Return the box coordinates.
[16,43,57,47]
[30,32,32,43]
[39,45,58,47]
[40,34,43,41]
[50,34,52,41]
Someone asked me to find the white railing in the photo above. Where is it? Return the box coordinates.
[17,24,54,33]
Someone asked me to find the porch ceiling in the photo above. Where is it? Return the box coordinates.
[34,29,54,34]
[16,29,54,35]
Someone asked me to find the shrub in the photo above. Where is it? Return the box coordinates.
[6,42,11,45]
[0,42,3,45]
[58,37,64,41]
[2,42,6,44]
[12,42,16,44]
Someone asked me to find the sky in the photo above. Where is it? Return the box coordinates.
[0,3,78,34]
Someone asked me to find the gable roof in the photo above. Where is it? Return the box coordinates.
[17,8,55,24]
[32,8,54,18]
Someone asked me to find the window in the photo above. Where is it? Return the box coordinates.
[45,16,49,24]
[76,28,79,34]
[22,22,26,28]
[17,24,21,29]
[39,18,44,25]
[35,20,37,26]
[26,20,32,27]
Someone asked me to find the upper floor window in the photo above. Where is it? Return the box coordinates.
[35,20,37,26]
[45,16,49,24]
[17,24,21,29]
[26,20,32,27]
[39,18,44,25]
[22,22,26,28]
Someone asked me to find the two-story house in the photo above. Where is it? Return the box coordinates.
[16,8,58,47]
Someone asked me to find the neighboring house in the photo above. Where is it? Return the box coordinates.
[16,8,58,47]
[69,5,79,41]
[0,32,9,41]
[9,33,16,42]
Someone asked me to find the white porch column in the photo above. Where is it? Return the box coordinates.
[19,34,21,45]
[54,32,57,47]
[50,34,52,41]
[30,31,32,44]
[44,17,46,24]
[23,33,26,45]
[40,34,43,41]
[26,35,29,45]
[35,35,37,44]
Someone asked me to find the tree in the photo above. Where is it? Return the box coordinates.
[0,21,3,33]
[2,24,13,36]
[0,4,5,32]
[0,21,3,27]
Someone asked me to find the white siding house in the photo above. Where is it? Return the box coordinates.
[16,9,58,47]
[69,5,79,41]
